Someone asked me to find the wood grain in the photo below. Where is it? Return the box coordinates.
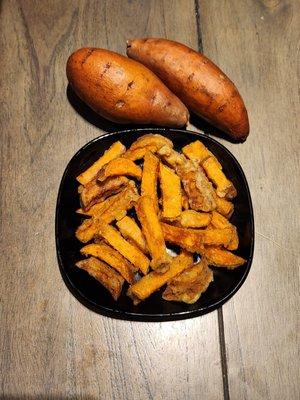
[199,0,300,399]
[0,1,223,399]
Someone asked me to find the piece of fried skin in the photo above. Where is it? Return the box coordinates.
[76,182,139,243]
[123,145,157,161]
[80,176,129,211]
[141,152,159,212]
[202,246,246,269]
[116,215,148,254]
[178,210,212,228]
[80,243,136,283]
[128,133,173,152]
[76,141,126,185]
[76,192,126,217]
[97,157,142,182]
[161,222,233,251]
[98,224,150,275]
[215,196,234,219]
[159,162,182,221]
[135,195,172,272]
[158,145,216,212]
[127,251,193,304]
[76,257,124,300]
[182,140,222,169]
[210,210,238,250]
[162,257,213,304]
[202,157,237,199]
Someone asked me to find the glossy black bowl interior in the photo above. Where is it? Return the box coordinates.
[56,128,254,321]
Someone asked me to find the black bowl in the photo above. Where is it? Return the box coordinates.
[55,128,254,321]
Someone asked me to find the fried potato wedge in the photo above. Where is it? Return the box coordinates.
[98,224,150,275]
[158,146,216,212]
[162,257,213,304]
[202,157,237,199]
[76,257,124,300]
[141,152,159,212]
[123,145,157,161]
[97,157,142,182]
[159,163,182,220]
[77,141,126,185]
[210,211,238,250]
[182,140,222,168]
[80,176,129,210]
[161,223,233,251]
[127,251,193,304]
[116,216,148,254]
[215,196,234,219]
[178,210,212,228]
[136,196,171,272]
[129,134,173,152]
[80,243,135,283]
[203,247,246,269]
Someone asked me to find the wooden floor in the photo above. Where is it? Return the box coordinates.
[0,1,299,399]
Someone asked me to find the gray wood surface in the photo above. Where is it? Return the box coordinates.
[0,0,299,399]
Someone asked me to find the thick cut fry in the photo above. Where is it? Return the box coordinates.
[97,157,142,182]
[127,251,193,304]
[141,152,159,212]
[178,210,212,228]
[210,211,238,250]
[182,140,222,168]
[129,134,173,152]
[136,196,171,272]
[98,224,150,275]
[216,196,234,219]
[161,222,233,252]
[80,176,129,210]
[76,182,139,243]
[116,216,148,253]
[123,145,157,161]
[76,257,124,300]
[159,163,182,220]
[203,247,246,269]
[80,243,135,283]
[77,141,126,185]
[158,146,216,211]
[76,191,127,217]
[202,157,237,199]
[162,257,213,304]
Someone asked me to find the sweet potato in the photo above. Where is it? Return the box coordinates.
[67,48,189,127]
[116,216,148,254]
[159,163,182,220]
[141,152,159,212]
[127,38,249,140]
[203,247,246,269]
[97,157,142,182]
[178,210,212,228]
[202,157,237,199]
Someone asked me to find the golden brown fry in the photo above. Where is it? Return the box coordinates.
[159,163,182,220]
[161,222,233,251]
[182,140,222,168]
[141,152,159,212]
[203,247,246,269]
[135,196,171,272]
[202,157,237,199]
[178,210,212,228]
[80,243,135,283]
[127,251,193,304]
[77,141,126,185]
[116,216,148,253]
[80,176,129,210]
[181,189,190,210]
[210,211,238,250]
[129,134,173,152]
[76,257,124,300]
[162,257,213,303]
[215,196,234,219]
[123,145,157,161]
[158,146,216,212]
[97,157,142,182]
[98,224,150,275]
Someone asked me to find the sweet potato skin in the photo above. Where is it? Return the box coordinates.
[66,47,189,127]
[127,38,249,140]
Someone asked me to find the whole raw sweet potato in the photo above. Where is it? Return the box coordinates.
[66,48,189,127]
[127,38,249,140]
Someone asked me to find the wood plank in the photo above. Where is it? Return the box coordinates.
[199,1,300,399]
[0,1,223,399]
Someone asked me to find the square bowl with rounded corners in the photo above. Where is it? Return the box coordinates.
[55,128,254,321]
